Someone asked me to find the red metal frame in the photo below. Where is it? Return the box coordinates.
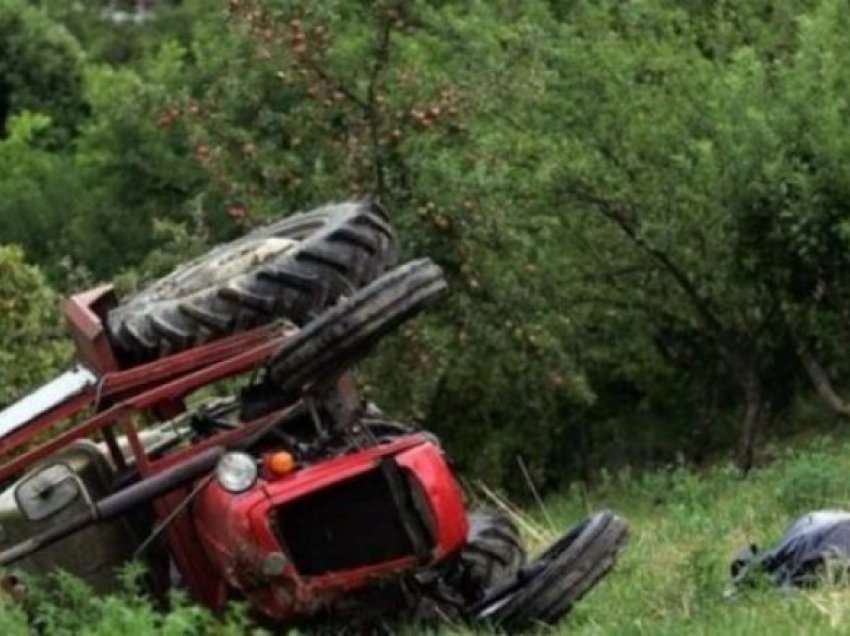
[62,285,121,375]
[0,325,294,480]
[0,287,299,605]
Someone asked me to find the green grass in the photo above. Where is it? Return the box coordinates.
[7,435,850,635]
[439,434,850,636]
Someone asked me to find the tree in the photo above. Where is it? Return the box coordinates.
[183,0,850,478]
[0,0,88,147]
[6,0,850,487]
[455,0,850,471]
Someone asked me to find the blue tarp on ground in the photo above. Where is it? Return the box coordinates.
[732,510,850,587]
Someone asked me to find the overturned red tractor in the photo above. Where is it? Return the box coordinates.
[0,201,628,630]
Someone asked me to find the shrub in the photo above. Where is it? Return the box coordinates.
[0,245,71,406]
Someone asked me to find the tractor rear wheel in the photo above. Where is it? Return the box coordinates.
[107,200,397,361]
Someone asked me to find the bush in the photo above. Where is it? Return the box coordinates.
[6,566,271,636]
[773,448,850,516]
[0,246,71,406]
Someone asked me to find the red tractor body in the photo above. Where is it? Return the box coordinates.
[0,284,469,621]
[195,435,467,618]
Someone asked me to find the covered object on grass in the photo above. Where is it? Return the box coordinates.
[732,511,850,588]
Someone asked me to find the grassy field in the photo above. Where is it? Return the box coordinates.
[7,434,850,635]
[430,434,850,636]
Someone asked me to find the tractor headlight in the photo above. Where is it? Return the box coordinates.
[215,452,258,493]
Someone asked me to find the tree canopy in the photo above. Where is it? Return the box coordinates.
[3,0,850,489]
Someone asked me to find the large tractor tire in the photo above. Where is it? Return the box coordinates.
[450,510,527,603]
[107,200,397,361]
[268,258,446,395]
[473,510,628,631]
[410,509,526,625]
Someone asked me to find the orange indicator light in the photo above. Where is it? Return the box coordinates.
[267,451,296,477]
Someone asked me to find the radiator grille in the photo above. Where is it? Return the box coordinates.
[275,467,422,576]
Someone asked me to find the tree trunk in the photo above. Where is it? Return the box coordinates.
[734,357,765,473]
[796,340,850,418]
[692,372,719,465]
[573,416,594,486]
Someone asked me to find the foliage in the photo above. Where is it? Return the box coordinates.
[4,0,850,488]
[0,113,81,268]
[10,2,850,632]
[65,45,208,280]
[0,32,209,283]
[34,1,199,66]
[0,0,88,147]
[0,246,71,406]
[2,565,274,636]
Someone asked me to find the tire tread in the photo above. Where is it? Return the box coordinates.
[107,201,397,361]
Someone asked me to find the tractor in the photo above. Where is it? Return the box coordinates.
[0,201,627,631]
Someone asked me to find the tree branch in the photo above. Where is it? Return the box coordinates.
[366,13,393,199]
[301,56,370,111]
[563,183,728,339]
[789,328,850,418]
